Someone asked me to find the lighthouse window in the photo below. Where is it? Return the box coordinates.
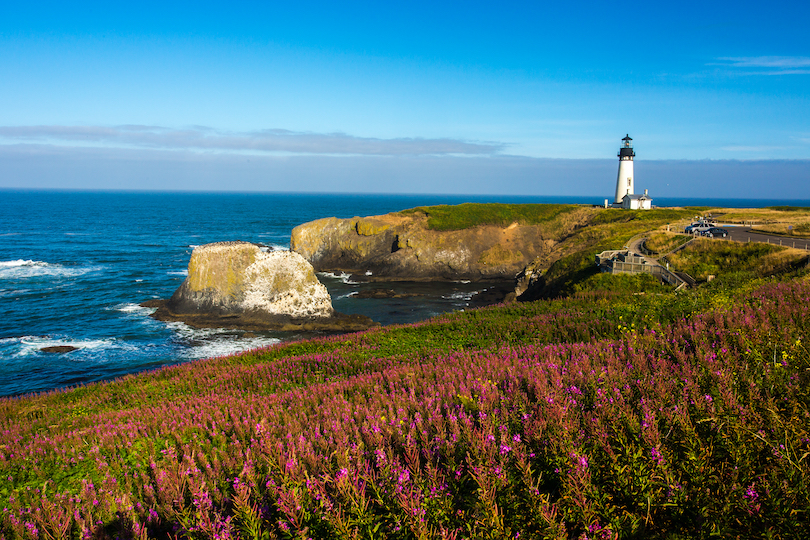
[627,178,631,186]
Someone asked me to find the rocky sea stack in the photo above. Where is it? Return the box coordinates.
[145,242,376,332]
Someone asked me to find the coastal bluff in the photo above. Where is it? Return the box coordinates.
[291,206,596,281]
[146,242,376,332]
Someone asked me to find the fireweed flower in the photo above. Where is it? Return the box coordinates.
[3,280,810,537]
[743,483,762,514]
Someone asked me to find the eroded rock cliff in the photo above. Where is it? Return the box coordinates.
[291,208,595,281]
[147,242,376,332]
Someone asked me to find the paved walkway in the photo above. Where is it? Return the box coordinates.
[725,226,810,251]
[634,227,810,253]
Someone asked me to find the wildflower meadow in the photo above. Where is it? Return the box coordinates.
[2,278,809,539]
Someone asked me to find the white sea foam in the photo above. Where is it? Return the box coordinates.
[258,244,289,252]
[318,271,358,285]
[0,260,100,280]
[443,291,477,301]
[185,337,282,360]
[113,303,157,316]
[167,270,188,276]
[0,259,47,269]
[335,292,358,300]
[7,336,135,357]
[165,322,281,360]
[0,288,32,298]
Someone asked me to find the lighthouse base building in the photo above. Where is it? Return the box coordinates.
[620,190,653,210]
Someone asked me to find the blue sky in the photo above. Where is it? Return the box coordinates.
[1,1,808,198]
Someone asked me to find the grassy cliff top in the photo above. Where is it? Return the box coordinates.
[399,203,708,231]
[396,202,810,232]
[398,202,584,230]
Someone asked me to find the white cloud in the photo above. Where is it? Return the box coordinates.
[0,125,504,156]
[720,145,787,152]
[2,143,809,200]
[713,56,810,75]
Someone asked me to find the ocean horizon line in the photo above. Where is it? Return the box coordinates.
[2,187,810,209]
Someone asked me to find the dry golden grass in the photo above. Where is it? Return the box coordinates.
[715,208,810,224]
[536,206,600,237]
[660,207,810,226]
[644,232,691,255]
[755,248,810,276]
[750,221,810,237]
[665,239,808,280]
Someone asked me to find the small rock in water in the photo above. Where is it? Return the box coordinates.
[40,345,79,354]
[353,289,422,299]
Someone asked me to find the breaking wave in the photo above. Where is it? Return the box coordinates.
[165,322,282,360]
[1,336,136,357]
[0,260,101,280]
[318,271,358,285]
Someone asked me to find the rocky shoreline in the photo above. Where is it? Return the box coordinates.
[142,204,620,333]
[142,298,377,332]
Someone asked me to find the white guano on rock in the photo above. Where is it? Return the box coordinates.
[241,250,334,318]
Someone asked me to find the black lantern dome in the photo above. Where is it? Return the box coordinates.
[618,134,635,159]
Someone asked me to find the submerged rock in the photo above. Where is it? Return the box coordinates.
[147,242,376,332]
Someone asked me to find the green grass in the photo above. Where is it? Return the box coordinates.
[399,203,582,230]
[589,208,696,225]
[572,271,672,294]
[664,239,802,280]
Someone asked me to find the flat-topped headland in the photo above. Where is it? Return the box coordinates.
[291,202,810,299]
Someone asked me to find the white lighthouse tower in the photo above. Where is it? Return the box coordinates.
[614,134,635,204]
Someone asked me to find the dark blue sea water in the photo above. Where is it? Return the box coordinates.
[2,190,809,398]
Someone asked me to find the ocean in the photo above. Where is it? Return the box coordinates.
[1,190,808,398]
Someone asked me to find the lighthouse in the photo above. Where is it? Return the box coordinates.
[614,134,635,204]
